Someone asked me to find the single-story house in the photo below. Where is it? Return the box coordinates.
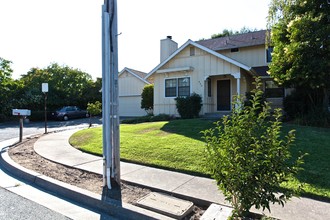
[118,67,150,117]
[144,30,286,117]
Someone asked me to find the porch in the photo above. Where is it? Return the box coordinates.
[202,72,253,115]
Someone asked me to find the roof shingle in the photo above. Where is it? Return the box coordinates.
[196,30,266,51]
[126,68,148,79]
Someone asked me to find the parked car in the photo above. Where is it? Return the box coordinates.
[52,106,89,121]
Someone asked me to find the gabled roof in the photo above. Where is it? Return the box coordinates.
[196,30,266,51]
[119,67,150,84]
[145,40,253,79]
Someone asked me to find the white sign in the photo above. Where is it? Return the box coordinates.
[42,83,48,92]
[12,109,31,116]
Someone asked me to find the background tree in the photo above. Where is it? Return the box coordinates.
[0,57,13,81]
[0,58,24,121]
[141,84,154,114]
[267,0,330,124]
[20,63,95,111]
[211,27,259,39]
[82,77,102,105]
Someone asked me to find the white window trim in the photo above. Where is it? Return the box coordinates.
[164,76,191,98]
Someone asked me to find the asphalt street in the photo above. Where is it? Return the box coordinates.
[0,117,110,220]
[0,117,102,142]
[0,187,70,220]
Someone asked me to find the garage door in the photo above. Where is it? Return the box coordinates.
[119,96,147,117]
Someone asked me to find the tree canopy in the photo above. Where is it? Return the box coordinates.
[0,60,102,121]
[0,58,24,121]
[0,57,13,82]
[267,0,330,114]
[211,27,259,39]
[20,63,97,110]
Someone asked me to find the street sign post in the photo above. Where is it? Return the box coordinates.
[42,83,48,134]
[12,109,31,142]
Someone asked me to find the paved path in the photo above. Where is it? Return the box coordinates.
[33,129,330,220]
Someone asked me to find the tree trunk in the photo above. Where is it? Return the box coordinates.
[323,88,329,112]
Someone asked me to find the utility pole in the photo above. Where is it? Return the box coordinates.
[101,0,121,205]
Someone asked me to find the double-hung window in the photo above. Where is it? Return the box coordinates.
[178,77,190,97]
[165,77,190,97]
[265,80,284,98]
[165,79,177,97]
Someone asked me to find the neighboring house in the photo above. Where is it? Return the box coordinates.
[118,67,150,117]
[145,30,285,117]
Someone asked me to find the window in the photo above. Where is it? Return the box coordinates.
[231,48,239,52]
[207,78,212,97]
[190,47,195,56]
[178,77,190,97]
[266,46,273,62]
[265,81,284,98]
[165,77,190,97]
[165,79,177,97]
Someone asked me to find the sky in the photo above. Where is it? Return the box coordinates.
[0,0,270,80]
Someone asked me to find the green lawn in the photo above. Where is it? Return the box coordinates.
[69,119,330,200]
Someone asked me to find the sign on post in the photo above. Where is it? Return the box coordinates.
[12,109,31,116]
[42,83,48,92]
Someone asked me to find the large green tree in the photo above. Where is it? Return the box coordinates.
[0,57,13,81]
[20,63,96,111]
[0,58,24,121]
[267,0,330,114]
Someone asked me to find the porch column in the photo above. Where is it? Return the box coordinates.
[232,73,241,96]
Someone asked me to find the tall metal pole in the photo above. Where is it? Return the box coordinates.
[101,0,121,205]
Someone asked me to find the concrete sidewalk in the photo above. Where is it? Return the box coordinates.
[3,129,330,219]
[34,130,226,206]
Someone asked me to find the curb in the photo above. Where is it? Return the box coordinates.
[0,149,174,220]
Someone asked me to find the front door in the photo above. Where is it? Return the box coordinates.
[217,80,231,111]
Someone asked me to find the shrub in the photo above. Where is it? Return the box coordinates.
[87,101,102,127]
[0,114,6,122]
[29,111,46,121]
[293,109,330,128]
[141,84,154,114]
[175,93,202,119]
[284,90,330,127]
[283,90,306,119]
[87,101,102,116]
[202,77,305,218]
[244,91,266,113]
